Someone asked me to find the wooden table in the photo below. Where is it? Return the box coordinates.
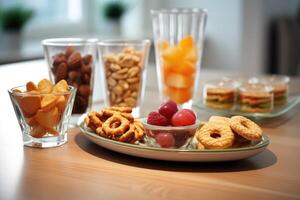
[0,60,300,200]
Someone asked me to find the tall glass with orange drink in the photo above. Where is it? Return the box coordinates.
[151,9,207,107]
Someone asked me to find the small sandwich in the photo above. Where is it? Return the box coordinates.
[273,84,288,106]
[238,91,273,113]
[205,88,235,109]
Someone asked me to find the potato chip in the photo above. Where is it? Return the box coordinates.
[26,81,38,92]
[53,80,68,93]
[38,79,53,94]
[41,94,58,111]
[31,125,47,138]
[35,107,59,128]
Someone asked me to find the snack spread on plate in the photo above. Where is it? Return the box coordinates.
[12,79,70,138]
[144,100,198,148]
[103,47,144,107]
[196,115,262,149]
[159,36,198,104]
[82,99,264,151]
[84,106,145,143]
[51,47,93,114]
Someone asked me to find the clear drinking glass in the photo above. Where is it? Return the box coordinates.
[8,86,76,148]
[151,8,207,107]
[98,40,151,117]
[42,38,97,116]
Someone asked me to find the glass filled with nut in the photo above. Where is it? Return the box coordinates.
[42,38,97,118]
[98,40,151,117]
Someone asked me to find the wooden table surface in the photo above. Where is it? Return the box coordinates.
[0,60,300,200]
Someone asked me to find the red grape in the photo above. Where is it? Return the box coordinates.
[171,109,196,126]
[154,132,175,148]
[147,111,169,126]
[158,100,178,119]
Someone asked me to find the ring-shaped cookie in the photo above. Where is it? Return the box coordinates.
[197,122,234,149]
[229,116,262,141]
[209,116,230,124]
[102,114,130,136]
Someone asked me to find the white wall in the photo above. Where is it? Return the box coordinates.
[240,0,300,75]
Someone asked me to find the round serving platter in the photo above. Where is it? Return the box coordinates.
[79,122,269,162]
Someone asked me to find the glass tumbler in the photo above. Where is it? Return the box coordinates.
[42,38,97,115]
[8,85,76,148]
[151,8,207,107]
[98,40,151,117]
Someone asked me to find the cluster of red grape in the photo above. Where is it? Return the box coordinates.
[146,100,196,148]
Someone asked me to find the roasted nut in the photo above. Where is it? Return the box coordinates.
[118,80,129,90]
[68,71,81,83]
[128,66,140,78]
[55,62,68,82]
[131,91,138,98]
[110,63,121,72]
[65,47,75,58]
[103,47,144,108]
[51,48,94,114]
[113,85,124,96]
[104,54,118,63]
[82,54,92,65]
[53,54,67,67]
[108,77,117,87]
[116,68,128,75]
[124,97,136,107]
[67,51,82,70]
[111,72,127,80]
[123,90,131,98]
[78,85,90,97]
[127,77,139,84]
[118,55,135,67]
[82,73,91,84]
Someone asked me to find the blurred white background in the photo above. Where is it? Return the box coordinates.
[0,0,300,75]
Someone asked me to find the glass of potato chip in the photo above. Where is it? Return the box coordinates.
[8,80,76,148]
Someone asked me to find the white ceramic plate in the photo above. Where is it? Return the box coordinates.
[79,122,270,162]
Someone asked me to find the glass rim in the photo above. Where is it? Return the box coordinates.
[98,39,151,47]
[8,85,77,96]
[257,75,290,84]
[42,38,98,46]
[151,8,208,15]
[238,83,274,93]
